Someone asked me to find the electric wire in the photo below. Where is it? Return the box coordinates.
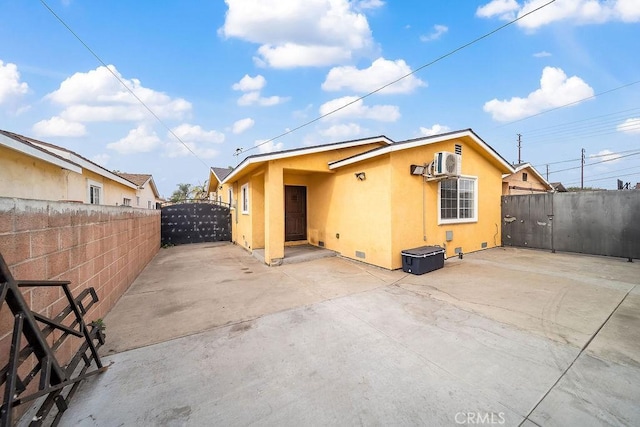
[523,123,640,146]
[548,151,640,175]
[39,0,210,170]
[495,79,640,129]
[564,170,640,186]
[533,147,640,169]
[238,0,557,156]
[522,107,640,137]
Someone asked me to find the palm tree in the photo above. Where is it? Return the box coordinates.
[170,183,191,203]
[190,184,207,201]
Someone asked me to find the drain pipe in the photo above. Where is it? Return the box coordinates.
[422,171,427,241]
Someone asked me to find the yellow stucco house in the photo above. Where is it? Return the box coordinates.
[502,162,553,195]
[0,129,160,208]
[221,129,514,270]
[206,167,234,203]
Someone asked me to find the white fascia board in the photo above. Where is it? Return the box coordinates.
[29,140,138,189]
[0,133,82,173]
[147,177,161,198]
[329,130,515,173]
[221,136,393,184]
[74,157,138,189]
[328,132,465,169]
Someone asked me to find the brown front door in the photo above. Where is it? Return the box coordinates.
[285,186,307,241]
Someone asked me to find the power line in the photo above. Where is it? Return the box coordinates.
[534,147,640,168]
[39,0,210,170]
[239,0,557,156]
[495,79,640,129]
[522,107,640,137]
[523,122,640,146]
[565,171,640,186]
[548,151,640,174]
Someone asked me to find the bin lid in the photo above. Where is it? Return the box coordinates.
[401,245,445,257]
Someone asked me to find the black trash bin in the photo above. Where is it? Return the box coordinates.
[401,245,445,275]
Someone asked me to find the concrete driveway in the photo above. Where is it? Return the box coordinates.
[57,243,639,426]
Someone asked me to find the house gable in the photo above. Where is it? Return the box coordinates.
[222,135,393,185]
[0,129,140,205]
[329,129,514,174]
[502,163,553,195]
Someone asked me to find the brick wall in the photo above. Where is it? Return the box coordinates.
[0,197,160,393]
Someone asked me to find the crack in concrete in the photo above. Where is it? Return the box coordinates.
[519,284,637,426]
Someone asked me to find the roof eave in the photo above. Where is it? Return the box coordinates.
[0,132,83,174]
[221,136,393,184]
[329,129,515,173]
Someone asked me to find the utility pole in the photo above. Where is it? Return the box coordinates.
[517,134,522,164]
[581,148,585,189]
[546,164,549,181]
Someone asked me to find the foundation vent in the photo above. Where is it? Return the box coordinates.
[355,251,366,259]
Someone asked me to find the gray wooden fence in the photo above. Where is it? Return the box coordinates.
[502,191,640,260]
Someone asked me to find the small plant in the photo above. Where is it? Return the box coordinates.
[92,318,106,330]
[161,242,175,249]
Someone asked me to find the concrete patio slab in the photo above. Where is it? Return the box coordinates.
[51,245,640,426]
[100,242,404,355]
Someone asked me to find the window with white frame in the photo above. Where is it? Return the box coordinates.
[438,177,477,223]
[148,200,153,209]
[87,180,102,205]
[241,183,249,214]
[123,198,131,207]
[136,196,140,206]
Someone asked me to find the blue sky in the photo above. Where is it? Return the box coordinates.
[1,0,639,197]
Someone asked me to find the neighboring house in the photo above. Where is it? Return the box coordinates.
[115,173,162,209]
[206,167,234,202]
[551,182,568,192]
[502,162,553,195]
[220,129,514,269]
[0,129,148,207]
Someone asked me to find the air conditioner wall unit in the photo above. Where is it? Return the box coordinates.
[433,151,462,176]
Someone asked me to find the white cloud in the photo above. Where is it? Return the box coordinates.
[46,65,191,122]
[254,139,284,154]
[107,125,161,154]
[231,74,287,106]
[0,60,29,103]
[165,141,219,159]
[164,124,224,159]
[477,0,640,29]
[320,96,400,122]
[91,153,110,166]
[476,0,519,20]
[232,117,255,134]
[322,57,426,94]
[483,66,594,122]
[617,118,640,135]
[420,24,449,42]
[32,116,86,137]
[355,0,384,10]
[171,123,225,144]
[533,51,552,57]
[220,0,375,68]
[319,123,364,139]
[590,149,623,164]
[237,91,288,106]
[419,124,451,136]
[232,74,266,92]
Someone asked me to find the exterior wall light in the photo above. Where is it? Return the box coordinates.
[410,164,426,175]
[355,172,366,181]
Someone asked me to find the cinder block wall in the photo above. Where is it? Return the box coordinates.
[0,197,160,384]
